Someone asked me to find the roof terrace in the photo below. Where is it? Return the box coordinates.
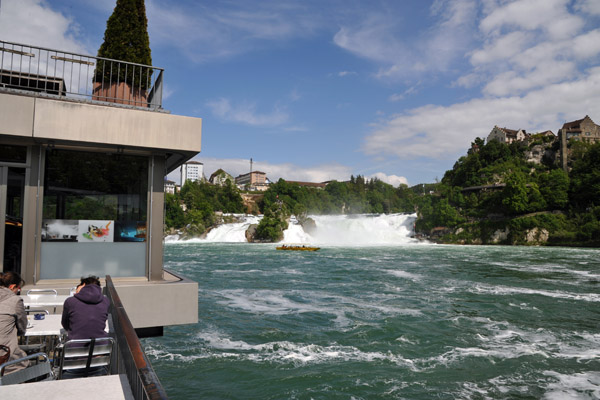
[0,39,164,110]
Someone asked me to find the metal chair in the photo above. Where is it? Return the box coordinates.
[0,352,54,385]
[55,337,114,379]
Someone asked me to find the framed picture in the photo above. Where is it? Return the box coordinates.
[78,220,114,243]
[41,219,79,242]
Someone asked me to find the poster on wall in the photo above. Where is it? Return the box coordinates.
[41,220,79,242]
[114,221,146,242]
[78,220,114,243]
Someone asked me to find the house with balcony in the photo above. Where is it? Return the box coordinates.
[0,40,200,337]
[558,115,600,144]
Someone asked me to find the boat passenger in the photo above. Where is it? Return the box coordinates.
[61,276,110,340]
[0,271,28,374]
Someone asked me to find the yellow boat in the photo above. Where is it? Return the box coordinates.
[276,245,320,251]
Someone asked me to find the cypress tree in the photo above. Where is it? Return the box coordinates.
[95,0,152,89]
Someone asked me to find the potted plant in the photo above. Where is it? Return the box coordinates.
[93,0,152,107]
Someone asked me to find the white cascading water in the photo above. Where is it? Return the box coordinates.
[178,213,418,246]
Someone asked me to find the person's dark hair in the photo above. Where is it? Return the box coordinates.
[79,276,101,287]
[0,271,25,288]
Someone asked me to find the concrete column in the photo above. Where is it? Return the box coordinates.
[148,155,166,281]
[560,130,568,173]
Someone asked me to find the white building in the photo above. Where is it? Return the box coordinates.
[181,161,204,184]
[164,179,176,194]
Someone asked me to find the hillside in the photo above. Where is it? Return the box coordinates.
[415,136,600,246]
[165,134,600,246]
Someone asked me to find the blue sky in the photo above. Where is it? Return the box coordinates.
[1,0,600,186]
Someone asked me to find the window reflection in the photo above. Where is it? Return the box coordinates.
[40,149,148,279]
[43,149,148,222]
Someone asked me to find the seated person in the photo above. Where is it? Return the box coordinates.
[0,271,28,374]
[61,276,109,340]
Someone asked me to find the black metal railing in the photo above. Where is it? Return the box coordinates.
[105,276,168,400]
[0,40,163,110]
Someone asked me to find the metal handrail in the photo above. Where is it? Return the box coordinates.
[0,40,164,110]
[105,275,168,400]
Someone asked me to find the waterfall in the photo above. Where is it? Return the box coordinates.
[171,213,418,246]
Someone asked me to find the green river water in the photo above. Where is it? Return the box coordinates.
[144,219,599,399]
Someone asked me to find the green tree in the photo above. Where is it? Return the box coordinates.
[538,169,569,209]
[569,142,600,210]
[502,171,529,215]
[164,193,184,228]
[255,203,288,242]
[96,0,153,88]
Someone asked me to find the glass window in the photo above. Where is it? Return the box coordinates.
[41,149,148,279]
[0,145,27,163]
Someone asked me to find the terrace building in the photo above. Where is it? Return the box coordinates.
[0,40,200,335]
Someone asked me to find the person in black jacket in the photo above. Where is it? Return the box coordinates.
[61,276,109,340]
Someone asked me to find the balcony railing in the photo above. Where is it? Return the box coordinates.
[105,275,169,400]
[0,40,163,110]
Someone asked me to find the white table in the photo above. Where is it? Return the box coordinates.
[25,314,109,337]
[25,314,64,337]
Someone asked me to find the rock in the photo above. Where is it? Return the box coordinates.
[245,224,257,242]
[525,144,545,164]
[490,228,509,244]
[301,218,317,235]
[525,227,549,244]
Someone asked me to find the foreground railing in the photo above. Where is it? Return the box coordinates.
[105,275,168,400]
[0,40,163,109]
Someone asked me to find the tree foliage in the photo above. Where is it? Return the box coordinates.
[260,177,414,216]
[96,0,153,88]
[165,180,244,229]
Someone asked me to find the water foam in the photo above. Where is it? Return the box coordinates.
[195,329,417,368]
[170,213,419,246]
[469,283,600,302]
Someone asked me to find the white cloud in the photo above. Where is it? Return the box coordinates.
[469,31,532,65]
[368,172,408,187]
[479,0,581,39]
[333,0,477,80]
[455,2,600,97]
[146,0,322,63]
[206,98,288,127]
[363,67,600,160]
[574,0,600,15]
[338,71,357,77]
[571,29,600,60]
[483,61,576,96]
[389,86,418,102]
[0,0,88,54]
[388,93,405,102]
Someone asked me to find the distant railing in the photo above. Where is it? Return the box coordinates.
[105,275,168,400]
[0,40,163,110]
